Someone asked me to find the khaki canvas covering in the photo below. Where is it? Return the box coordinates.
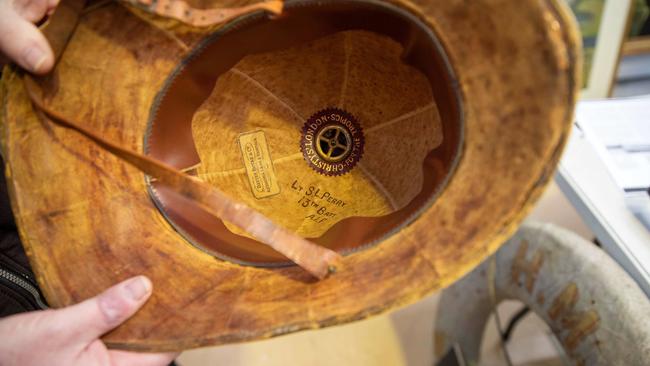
[0,0,580,351]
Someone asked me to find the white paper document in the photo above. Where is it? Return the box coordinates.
[575,95,650,229]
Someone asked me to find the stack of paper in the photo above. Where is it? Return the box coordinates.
[575,95,650,230]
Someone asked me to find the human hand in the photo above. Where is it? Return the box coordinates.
[0,276,178,366]
[0,0,58,74]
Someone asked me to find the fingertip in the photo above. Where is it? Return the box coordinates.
[125,275,153,302]
[35,50,54,74]
[98,276,153,327]
[28,31,55,74]
[22,44,54,74]
[45,275,155,343]
[0,13,55,74]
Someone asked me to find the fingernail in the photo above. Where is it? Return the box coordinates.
[125,276,152,301]
[98,292,123,324]
[22,46,47,72]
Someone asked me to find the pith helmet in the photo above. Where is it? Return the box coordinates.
[0,0,580,351]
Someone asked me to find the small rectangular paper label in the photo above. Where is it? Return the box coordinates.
[238,130,280,199]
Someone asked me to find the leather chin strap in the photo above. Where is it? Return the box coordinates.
[21,0,340,279]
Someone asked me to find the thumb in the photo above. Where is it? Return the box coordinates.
[50,276,153,345]
[0,3,54,74]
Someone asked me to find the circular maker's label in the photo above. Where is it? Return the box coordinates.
[300,108,365,176]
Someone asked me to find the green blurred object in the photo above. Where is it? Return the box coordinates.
[630,0,650,36]
[567,0,606,87]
